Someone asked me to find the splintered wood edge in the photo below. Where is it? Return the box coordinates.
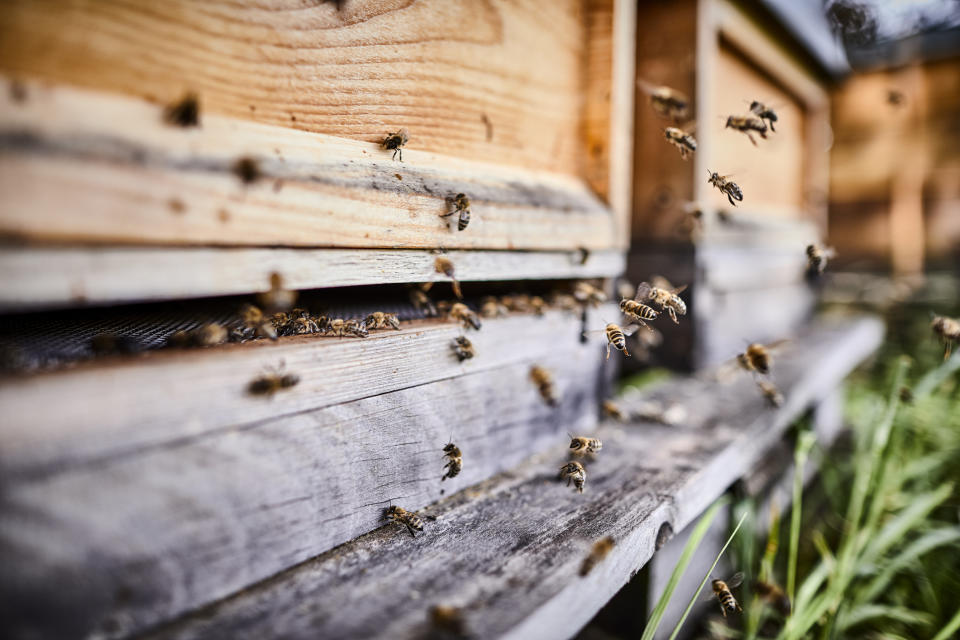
[0,77,618,251]
[0,305,618,479]
[134,316,882,640]
[0,247,625,311]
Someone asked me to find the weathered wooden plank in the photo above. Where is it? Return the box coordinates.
[0,77,616,250]
[0,247,625,311]
[0,306,615,479]
[125,316,880,640]
[0,343,607,640]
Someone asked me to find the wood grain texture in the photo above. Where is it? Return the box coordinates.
[0,0,592,177]
[0,77,616,250]
[0,305,616,479]
[0,246,625,310]
[124,316,881,640]
[1,345,607,640]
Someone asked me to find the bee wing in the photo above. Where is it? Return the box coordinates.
[650,275,673,290]
[635,282,653,300]
[680,121,697,134]
[622,324,641,337]
[824,246,837,259]
[671,284,688,295]
[726,572,745,589]
[713,358,743,384]
[582,328,609,336]
[764,339,791,353]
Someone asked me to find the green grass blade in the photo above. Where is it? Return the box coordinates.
[932,607,960,640]
[640,498,728,640]
[787,431,816,604]
[857,526,960,605]
[838,604,934,629]
[667,511,749,640]
[862,483,954,564]
[913,350,960,398]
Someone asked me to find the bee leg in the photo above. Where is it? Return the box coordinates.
[747,132,757,146]
[668,307,678,324]
[605,342,611,360]
[727,193,738,207]
[623,344,631,357]
[440,210,457,218]
[406,523,417,537]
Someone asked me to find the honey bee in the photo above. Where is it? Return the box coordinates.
[232,156,261,185]
[451,335,475,361]
[240,304,278,340]
[569,435,602,455]
[664,126,697,159]
[550,293,581,313]
[429,605,466,636]
[757,379,784,408]
[559,461,586,494]
[409,283,438,317]
[711,572,744,617]
[247,363,300,396]
[634,279,687,324]
[501,294,532,313]
[327,318,369,338]
[442,442,462,481]
[256,272,298,313]
[576,247,591,265]
[573,281,607,307]
[805,244,836,277]
[434,256,463,299]
[384,505,424,537]
[602,400,627,422]
[736,340,790,376]
[725,114,768,146]
[530,365,558,406]
[441,193,471,231]
[638,79,689,122]
[480,296,509,318]
[707,170,744,207]
[449,303,481,331]
[619,298,659,329]
[291,315,323,335]
[382,128,409,161]
[931,314,960,360]
[755,579,791,616]
[167,323,229,348]
[585,323,639,359]
[90,333,143,355]
[529,296,547,316]
[749,101,778,132]
[163,92,199,127]
[580,537,615,576]
[364,312,401,331]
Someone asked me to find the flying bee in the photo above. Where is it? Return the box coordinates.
[409,283,438,317]
[749,101,778,132]
[619,298,659,329]
[711,572,744,617]
[573,281,607,307]
[708,170,744,207]
[434,256,463,299]
[449,303,481,331]
[638,79,689,122]
[480,296,509,318]
[530,365,558,407]
[580,537,615,576]
[755,579,791,616]
[441,193,471,231]
[757,379,784,408]
[451,335,475,361]
[724,114,768,146]
[634,279,687,324]
[602,400,627,422]
[247,363,300,396]
[256,272,297,313]
[664,126,697,159]
[737,340,790,376]
[364,312,401,331]
[559,461,586,494]
[429,605,467,636]
[931,314,960,360]
[568,435,602,455]
[442,442,462,481]
[382,128,409,161]
[583,323,639,359]
[805,243,836,277]
[240,303,278,340]
[384,505,424,537]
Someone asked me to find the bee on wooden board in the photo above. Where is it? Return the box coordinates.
[480,296,509,318]
[434,256,463,299]
[805,243,836,277]
[550,293,581,313]
[635,279,687,324]
[638,79,690,122]
[749,100,779,132]
[530,365,559,407]
[384,505,424,537]
[442,441,462,481]
[664,126,697,159]
[568,434,602,455]
[409,283,438,317]
[602,400,627,422]
[559,460,586,494]
[711,572,744,617]
[451,335,475,361]
[240,303,278,340]
[580,537,615,576]
[256,272,298,313]
[382,128,409,161]
[167,323,229,348]
[573,281,607,308]
[449,303,482,331]
[327,318,368,338]
[364,312,401,331]
[757,379,784,408]
[931,314,960,360]
[755,579,791,616]
[429,605,467,636]
[619,298,659,329]
[163,92,200,128]
[248,362,300,396]
[441,193,471,231]
[708,170,744,207]
[724,114,768,146]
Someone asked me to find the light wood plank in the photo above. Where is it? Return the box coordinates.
[123,316,880,640]
[0,345,607,640]
[0,78,615,250]
[0,247,625,310]
[0,306,616,479]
